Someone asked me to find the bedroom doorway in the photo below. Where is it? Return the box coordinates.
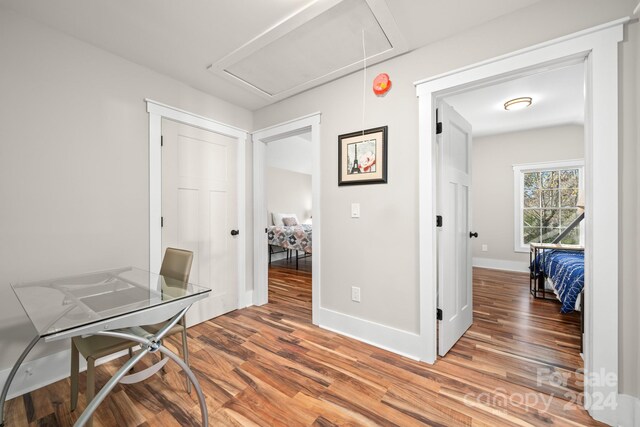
[252,113,321,325]
[436,62,587,359]
[417,20,624,424]
[433,64,588,421]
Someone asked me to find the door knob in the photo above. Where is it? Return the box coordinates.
[469,232,478,238]
[230,230,240,236]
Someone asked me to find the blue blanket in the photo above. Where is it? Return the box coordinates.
[531,250,584,313]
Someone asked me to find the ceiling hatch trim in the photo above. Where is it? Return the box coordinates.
[207,0,408,103]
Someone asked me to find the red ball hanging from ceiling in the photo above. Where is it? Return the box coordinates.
[373,73,392,96]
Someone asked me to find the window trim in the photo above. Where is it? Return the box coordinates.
[513,159,585,252]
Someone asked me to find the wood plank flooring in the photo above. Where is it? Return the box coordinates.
[269,254,312,273]
[5,266,602,426]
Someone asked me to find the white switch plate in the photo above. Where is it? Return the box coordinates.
[351,203,360,218]
[351,286,361,302]
[482,244,488,252]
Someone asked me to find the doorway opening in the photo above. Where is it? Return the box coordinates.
[252,113,321,325]
[416,21,624,424]
[434,60,587,404]
[264,130,313,314]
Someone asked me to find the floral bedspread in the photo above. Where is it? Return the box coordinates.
[268,224,312,253]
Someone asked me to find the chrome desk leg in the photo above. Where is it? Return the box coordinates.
[77,307,207,427]
[0,334,40,427]
[74,349,149,427]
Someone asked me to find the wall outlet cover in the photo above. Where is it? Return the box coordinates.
[351,286,361,302]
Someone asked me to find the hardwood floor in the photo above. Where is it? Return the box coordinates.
[269,253,312,273]
[5,267,602,426]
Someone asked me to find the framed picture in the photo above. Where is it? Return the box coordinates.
[338,126,388,186]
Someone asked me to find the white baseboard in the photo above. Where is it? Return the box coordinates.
[0,347,132,401]
[617,394,640,426]
[473,257,529,273]
[317,307,421,361]
[270,251,288,262]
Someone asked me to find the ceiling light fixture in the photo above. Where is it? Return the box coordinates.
[504,97,532,111]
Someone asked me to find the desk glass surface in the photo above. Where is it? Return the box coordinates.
[11,267,210,338]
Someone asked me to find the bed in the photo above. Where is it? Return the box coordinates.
[267,224,312,255]
[530,246,584,313]
[267,212,312,269]
[530,243,584,350]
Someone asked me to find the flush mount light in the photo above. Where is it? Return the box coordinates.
[504,97,532,111]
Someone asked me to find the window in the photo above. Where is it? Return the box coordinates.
[513,160,584,252]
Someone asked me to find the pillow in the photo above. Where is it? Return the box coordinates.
[272,212,299,226]
[282,217,299,226]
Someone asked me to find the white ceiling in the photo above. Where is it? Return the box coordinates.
[266,133,313,175]
[444,62,585,137]
[0,0,543,111]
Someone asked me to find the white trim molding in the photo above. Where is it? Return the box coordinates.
[145,99,250,312]
[472,257,529,273]
[251,113,321,325]
[415,18,626,425]
[317,308,421,360]
[512,159,584,252]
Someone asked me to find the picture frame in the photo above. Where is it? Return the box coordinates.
[338,126,388,186]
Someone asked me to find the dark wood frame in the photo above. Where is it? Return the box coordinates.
[338,126,388,186]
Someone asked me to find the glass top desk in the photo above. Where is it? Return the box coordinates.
[1,267,211,427]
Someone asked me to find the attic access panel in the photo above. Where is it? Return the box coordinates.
[208,0,407,102]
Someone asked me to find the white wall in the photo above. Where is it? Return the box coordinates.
[253,0,639,399]
[266,134,312,175]
[266,167,312,225]
[0,8,252,378]
[471,125,584,269]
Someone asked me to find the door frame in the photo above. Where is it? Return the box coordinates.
[252,113,321,325]
[146,99,250,308]
[415,18,626,424]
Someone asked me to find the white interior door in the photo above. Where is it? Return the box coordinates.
[162,118,239,327]
[437,102,474,356]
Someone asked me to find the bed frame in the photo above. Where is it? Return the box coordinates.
[529,242,585,352]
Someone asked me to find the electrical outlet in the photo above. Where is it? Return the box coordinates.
[351,286,361,302]
[482,244,488,252]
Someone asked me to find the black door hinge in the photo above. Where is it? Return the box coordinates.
[161,217,164,227]
[160,135,164,147]
[437,308,443,320]
[436,215,443,227]
[436,108,443,135]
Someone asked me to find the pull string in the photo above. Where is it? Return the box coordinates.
[362,29,366,135]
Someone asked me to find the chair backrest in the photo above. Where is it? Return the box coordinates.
[160,247,193,283]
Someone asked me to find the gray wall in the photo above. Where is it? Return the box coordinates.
[253,0,639,398]
[266,167,312,225]
[0,9,253,370]
[472,125,584,266]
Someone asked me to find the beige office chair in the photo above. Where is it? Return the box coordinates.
[70,248,194,414]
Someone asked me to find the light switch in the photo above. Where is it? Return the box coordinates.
[351,203,360,218]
